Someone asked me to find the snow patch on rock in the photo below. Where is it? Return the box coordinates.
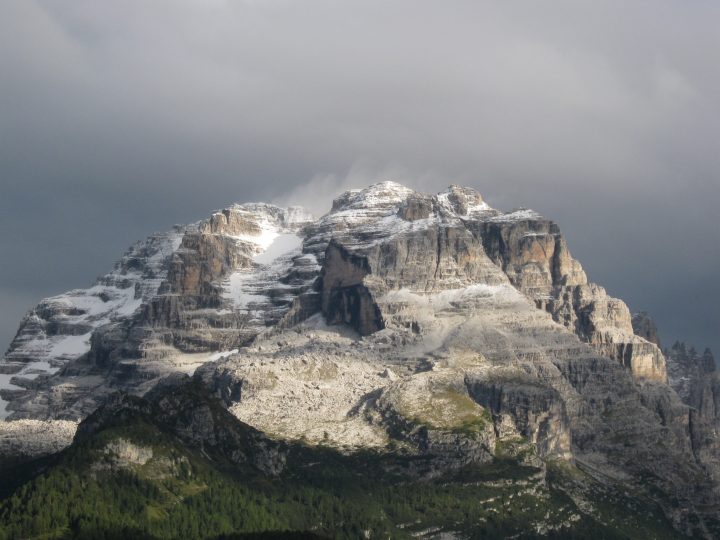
[253,233,303,264]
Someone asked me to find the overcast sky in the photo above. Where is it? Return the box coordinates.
[1,0,718,355]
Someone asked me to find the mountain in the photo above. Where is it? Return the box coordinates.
[1,181,719,538]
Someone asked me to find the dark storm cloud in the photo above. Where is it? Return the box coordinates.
[1,0,718,352]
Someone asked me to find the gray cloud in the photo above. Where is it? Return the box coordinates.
[1,0,718,353]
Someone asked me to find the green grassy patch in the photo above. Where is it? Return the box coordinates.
[403,387,492,434]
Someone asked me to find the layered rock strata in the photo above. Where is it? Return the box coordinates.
[1,203,313,420]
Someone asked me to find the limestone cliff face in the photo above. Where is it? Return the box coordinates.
[320,242,383,335]
[465,376,571,459]
[149,203,315,351]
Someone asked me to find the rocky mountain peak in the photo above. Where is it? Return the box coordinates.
[437,184,488,216]
[3,181,719,536]
[329,182,491,221]
[203,202,314,243]
[329,181,416,213]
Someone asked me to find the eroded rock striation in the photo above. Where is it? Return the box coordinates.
[2,181,718,536]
